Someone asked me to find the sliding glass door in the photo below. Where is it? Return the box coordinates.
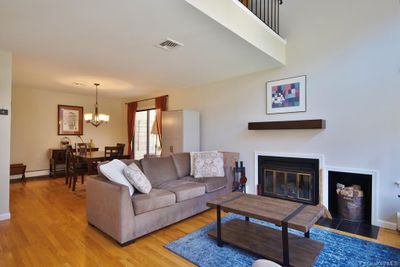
[134,109,161,159]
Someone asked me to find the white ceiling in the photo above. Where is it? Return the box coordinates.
[0,0,280,98]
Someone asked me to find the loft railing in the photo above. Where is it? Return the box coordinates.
[238,0,283,35]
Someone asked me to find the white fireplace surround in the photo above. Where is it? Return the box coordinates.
[254,151,379,226]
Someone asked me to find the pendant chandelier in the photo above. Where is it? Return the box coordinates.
[84,83,110,127]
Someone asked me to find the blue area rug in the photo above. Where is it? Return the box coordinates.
[165,214,400,267]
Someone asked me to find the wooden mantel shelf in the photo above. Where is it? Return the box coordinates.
[248,119,326,130]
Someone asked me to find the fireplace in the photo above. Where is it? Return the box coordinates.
[328,170,372,223]
[257,156,319,205]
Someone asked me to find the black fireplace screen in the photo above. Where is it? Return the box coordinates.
[263,169,313,203]
[258,156,319,205]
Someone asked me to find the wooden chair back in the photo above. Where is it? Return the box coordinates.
[66,148,78,171]
[66,147,87,191]
[116,143,125,156]
[105,146,119,160]
[76,143,88,156]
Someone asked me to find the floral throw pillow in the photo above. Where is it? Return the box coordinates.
[190,150,218,175]
[193,151,224,178]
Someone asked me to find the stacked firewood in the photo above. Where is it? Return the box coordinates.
[336,183,364,197]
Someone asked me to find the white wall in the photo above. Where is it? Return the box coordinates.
[168,0,400,226]
[0,51,12,220]
[11,87,126,176]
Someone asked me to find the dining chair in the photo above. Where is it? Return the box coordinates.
[76,143,88,156]
[116,143,125,157]
[66,148,87,191]
[105,146,119,160]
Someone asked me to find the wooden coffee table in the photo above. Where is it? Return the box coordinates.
[207,192,325,267]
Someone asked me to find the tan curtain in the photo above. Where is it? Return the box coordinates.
[127,102,138,159]
[154,95,168,149]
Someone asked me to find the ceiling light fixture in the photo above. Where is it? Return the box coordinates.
[84,83,109,127]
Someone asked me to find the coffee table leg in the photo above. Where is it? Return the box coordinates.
[304,231,310,238]
[282,223,289,267]
[217,205,223,247]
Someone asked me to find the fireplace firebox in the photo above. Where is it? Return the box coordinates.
[258,156,319,205]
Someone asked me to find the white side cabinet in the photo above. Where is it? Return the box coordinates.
[161,110,200,157]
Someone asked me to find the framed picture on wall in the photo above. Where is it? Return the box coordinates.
[266,75,307,114]
[58,105,83,135]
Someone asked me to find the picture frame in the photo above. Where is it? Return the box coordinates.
[58,105,83,135]
[266,75,307,114]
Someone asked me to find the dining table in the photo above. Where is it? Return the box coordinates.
[75,151,131,175]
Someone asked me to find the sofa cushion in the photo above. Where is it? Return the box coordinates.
[156,180,205,202]
[180,176,227,193]
[140,156,179,187]
[131,189,176,215]
[171,153,190,178]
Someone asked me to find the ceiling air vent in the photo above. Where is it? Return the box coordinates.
[156,38,184,51]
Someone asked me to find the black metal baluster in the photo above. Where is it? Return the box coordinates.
[276,0,279,32]
[277,0,280,34]
[266,0,269,26]
[263,0,265,23]
[275,0,278,33]
[274,0,278,32]
[238,0,282,35]
[270,0,273,29]
[271,0,274,32]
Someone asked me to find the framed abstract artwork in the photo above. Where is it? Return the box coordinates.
[266,75,307,114]
[58,105,83,135]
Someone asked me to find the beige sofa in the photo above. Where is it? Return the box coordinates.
[86,152,239,245]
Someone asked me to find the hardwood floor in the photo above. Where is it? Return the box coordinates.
[1,178,399,266]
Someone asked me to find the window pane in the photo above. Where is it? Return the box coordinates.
[134,109,161,160]
[275,171,285,195]
[148,109,162,157]
[134,111,147,160]
[298,174,311,200]
[287,172,297,198]
[264,170,274,193]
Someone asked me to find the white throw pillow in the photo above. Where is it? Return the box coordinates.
[123,162,152,194]
[190,150,218,176]
[99,159,135,196]
[193,151,225,178]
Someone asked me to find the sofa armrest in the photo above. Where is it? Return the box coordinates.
[86,176,135,244]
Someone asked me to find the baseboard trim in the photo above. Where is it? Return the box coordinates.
[378,219,397,230]
[10,170,50,180]
[0,212,11,221]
